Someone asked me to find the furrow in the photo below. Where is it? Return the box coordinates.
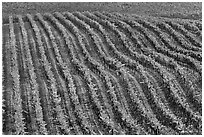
[165,21,202,48]
[74,11,174,134]
[61,12,121,133]
[8,16,26,135]
[101,12,202,116]
[122,70,177,134]
[2,34,14,135]
[118,13,201,60]
[72,12,149,134]
[47,12,115,134]
[38,26,73,134]
[179,22,202,41]
[43,12,98,134]
[44,12,108,134]
[73,75,102,134]
[26,24,56,134]
[3,12,202,135]
[156,21,201,52]
[110,13,201,75]
[28,13,67,134]
[18,30,38,134]
[18,15,48,134]
[62,12,131,134]
[92,12,202,125]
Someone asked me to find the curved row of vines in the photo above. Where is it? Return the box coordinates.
[2,11,202,135]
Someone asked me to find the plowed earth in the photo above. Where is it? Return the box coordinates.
[2,11,202,135]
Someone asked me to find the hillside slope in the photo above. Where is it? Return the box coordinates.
[2,11,202,135]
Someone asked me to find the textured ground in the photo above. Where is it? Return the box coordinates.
[2,2,202,135]
[2,2,202,22]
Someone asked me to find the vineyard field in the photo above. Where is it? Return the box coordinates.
[2,11,202,135]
